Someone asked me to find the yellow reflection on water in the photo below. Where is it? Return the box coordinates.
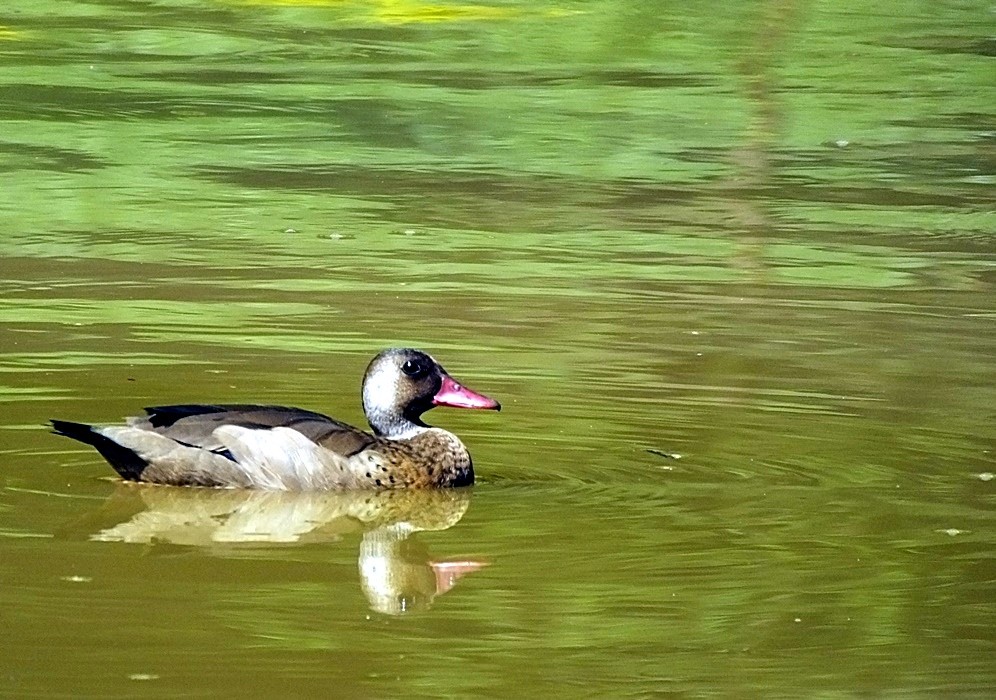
[226,0,519,24]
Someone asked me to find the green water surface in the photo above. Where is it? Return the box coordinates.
[1,0,993,696]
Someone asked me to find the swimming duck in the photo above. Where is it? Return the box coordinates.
[51,348,500,490]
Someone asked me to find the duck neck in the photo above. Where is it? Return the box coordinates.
[363,389,430,439]
[368,410,429,440]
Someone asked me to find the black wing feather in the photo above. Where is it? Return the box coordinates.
[50,420,147,480]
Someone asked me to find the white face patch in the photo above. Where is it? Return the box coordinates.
[362,362,402,419]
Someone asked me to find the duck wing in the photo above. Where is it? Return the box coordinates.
[136,404,376,457]
[53,405,378,489]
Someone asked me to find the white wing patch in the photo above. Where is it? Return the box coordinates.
[214,425,354,490]
[96,424,358,490]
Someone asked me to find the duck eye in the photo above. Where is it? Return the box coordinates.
[401,359,426,377]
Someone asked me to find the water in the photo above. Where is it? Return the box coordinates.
[1,0,994,696]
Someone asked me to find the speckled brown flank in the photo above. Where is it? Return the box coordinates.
[345,428,473,489]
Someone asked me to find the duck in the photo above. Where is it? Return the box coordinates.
[51,348,500,490]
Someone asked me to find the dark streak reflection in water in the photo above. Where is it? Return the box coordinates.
[1,0,994,696]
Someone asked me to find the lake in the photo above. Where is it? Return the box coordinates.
[1,0,993,696]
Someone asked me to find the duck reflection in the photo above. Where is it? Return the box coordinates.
[90,485,486,615]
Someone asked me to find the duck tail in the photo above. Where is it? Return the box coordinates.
[50,420,147,481]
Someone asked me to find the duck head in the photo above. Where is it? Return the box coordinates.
[361,348,500,439]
